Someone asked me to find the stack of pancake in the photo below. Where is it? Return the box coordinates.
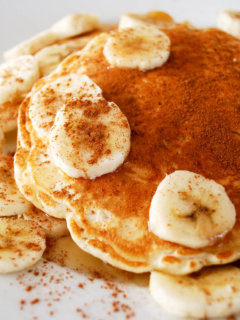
[2,10,240,319]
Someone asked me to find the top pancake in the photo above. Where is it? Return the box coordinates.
[15,23,240,274]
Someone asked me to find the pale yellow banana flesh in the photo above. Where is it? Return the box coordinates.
[149,170,236,249]
[119,11,175,30]
[103,24,170,71]
[0,155,32,217]
[49,74,131,179]
[217,10,240,38]
[23,208,69,238]
[0,217,46,273]
[0,55,39,105]
[150,265,240,318]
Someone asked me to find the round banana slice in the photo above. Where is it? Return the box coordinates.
[217,10,240,38]
[150,266,240,318]
[29,73,101,139]
[0,217,46,273]
[23,208,69,238]
[50,14,99,39]
[0,55,39,105]
[35,31,98,77]
[49,75,131,179]
[149,170,236,249]
[0,155,32,216]
[119,11,175,30]
[103,24,170,71]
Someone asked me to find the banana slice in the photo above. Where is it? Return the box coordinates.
[35,32,98,76]
[4,14,100,60]
[35,43,70,76]
[0,55,39,105]
[29,73,92,139]
[0,217,46,273]
[103,24,170,71]
[50,14,99,39]
[217,10,240,38]
[49,74,131,179]
[0,155,32,216]
[23,208,69,239]
[150,266,240,318]
[149,170,236,249]
[119,11,175,30]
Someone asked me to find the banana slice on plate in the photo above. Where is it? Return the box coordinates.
[0,155,32,216]
[150,266,240,318]
[0,217,46,273]
[149,170,236,249]
[103,24,170,71]
[49,74,131,179]
[23,208,69,239]
[4,14,100,60]
[119,11,175,30]
[217,10,240,38]
[0,55,39,105]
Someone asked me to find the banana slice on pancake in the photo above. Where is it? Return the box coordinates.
[0,55,39,106]
[0,217,46,273]
[35,31,99,77]
[0,55,39,133]
[0,155,32,216]
[217,10,240,38]
[49,75,131,179]
[50,14,99,40]
[29,73,103,139]
[4,14,100,60]
[149,170,236,249]
[23,208,68,239]
[119,11,175,30]
[103,24,170,71]
[150,265,240,318]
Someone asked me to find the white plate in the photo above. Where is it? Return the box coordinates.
[0,237,172,320]
[0,1,240,319]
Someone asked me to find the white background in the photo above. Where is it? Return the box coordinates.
[0,0,240,55]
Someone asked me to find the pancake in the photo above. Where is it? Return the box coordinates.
[0,127,4,152]
[0,153,68,239]
[15,22,240,274]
